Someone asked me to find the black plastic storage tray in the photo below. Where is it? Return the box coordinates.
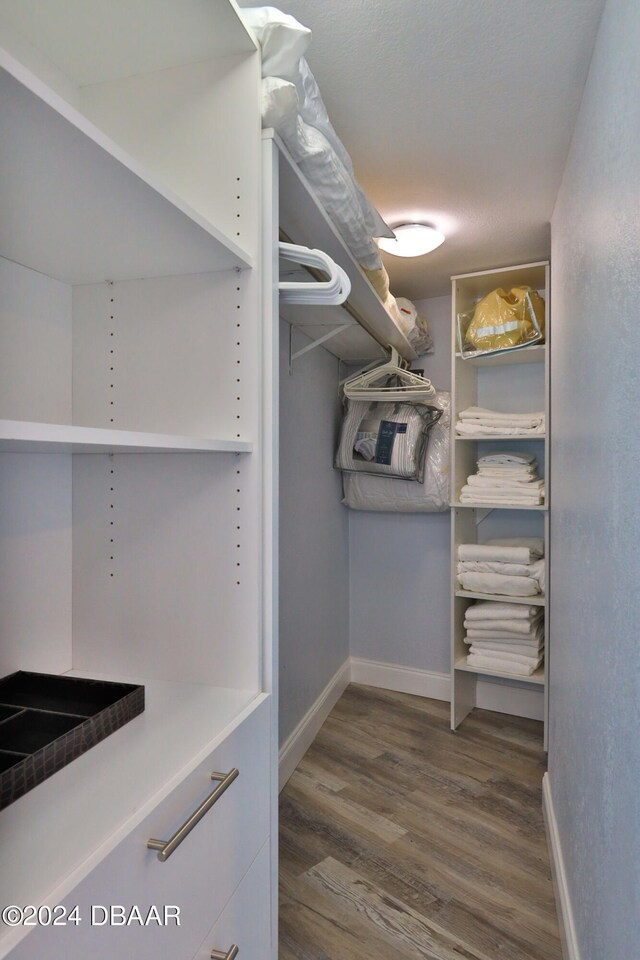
[0,671,144,810]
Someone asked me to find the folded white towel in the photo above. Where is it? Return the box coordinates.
[466,640,544,656]
[464,418,543,429]
[457,571,541,597]
[464,601,541,622]
[464,617,543,636]
[466,631,543,646]
[458,560,541,579]
[474,472,540,485]
[458,561,545,595]
[466,653,542,677]
[478,451,537,465]
[458,540,543,564]
[467,646,542,666]
[456,421,546,437]
[529,559,545,593]
[461,486,543,496]
[466,475,545,489]
[459,407,545,427]
[466,621,544,643]
[465,600,541,621]
[478,459,537,469]
[461,559,544,588]
[460,492,544,507]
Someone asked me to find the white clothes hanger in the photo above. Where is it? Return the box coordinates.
[279,242,351,305]
[343,347,436,401]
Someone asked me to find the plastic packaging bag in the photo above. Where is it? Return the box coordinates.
[396,297,434,356]
[342,392,450,512]
[458,286,545,358]
[335,397,442,481]
[242,7,311,77]
[246,5,393,269]
[260,75,385,269]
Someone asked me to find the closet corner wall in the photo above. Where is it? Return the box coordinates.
[449,262,550,747]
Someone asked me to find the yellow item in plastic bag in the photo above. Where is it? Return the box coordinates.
[465,286,545,353]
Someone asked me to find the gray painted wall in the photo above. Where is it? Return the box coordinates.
[349,295,452,674]
[550,1,640,956]
[278,320,350,745]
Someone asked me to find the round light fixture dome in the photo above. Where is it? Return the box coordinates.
[378,223,445,258]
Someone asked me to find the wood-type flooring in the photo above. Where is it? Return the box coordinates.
[279,684,561,960]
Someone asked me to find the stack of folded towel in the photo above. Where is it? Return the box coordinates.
[463,600,544,677]
[457,538,545,597]
[455,406,545,437]
[459,451,545,506]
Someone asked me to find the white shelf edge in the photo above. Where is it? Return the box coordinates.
[454,434,546,442]
[455,590,546,607]
[452,501,547,512]
[0,420,252,454]
[269,130,417,363]
[451,260,550,282]
[0,48,254,273]
[454,345,546,367]
[454,658,545,685]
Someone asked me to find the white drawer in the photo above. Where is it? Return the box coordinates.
[8,696,270,960]
[193,840,272,960]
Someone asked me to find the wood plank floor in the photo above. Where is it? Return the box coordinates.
[279,684,561,960]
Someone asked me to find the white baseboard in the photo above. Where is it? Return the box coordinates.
[476,679,544,721]
[350,657,450,700]
[279,657,544,789]
[543,773,580,960]
[349,657,543,720]
[278,658,350,792]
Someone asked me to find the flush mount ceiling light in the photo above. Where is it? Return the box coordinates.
[378,223,445,258]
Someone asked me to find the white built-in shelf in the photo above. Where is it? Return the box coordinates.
[0,61,253,285]
[450,260,550,736]
[455,345,545,367]
[0,420,252,454]
[0,1,257,87]
[452,500,547,511]
[455,434,546,442]
[455,590,546,606]
[451,262,548,298]
[270,131,417,363]
[0,671,264,924]
[278,258,387,363]
[455,658,545,685]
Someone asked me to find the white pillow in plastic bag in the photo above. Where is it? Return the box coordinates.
[243,7,311,78]
[336,399,443,481]
[294,57,392,242]
[342,393,450,512]
[247,5,392,264]
[261,76,384,269]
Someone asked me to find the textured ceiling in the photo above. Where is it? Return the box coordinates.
[241,0,605,298]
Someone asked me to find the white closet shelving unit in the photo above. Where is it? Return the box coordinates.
[0,4,276,959]
[450,262,550,743]
[264,130,417,365]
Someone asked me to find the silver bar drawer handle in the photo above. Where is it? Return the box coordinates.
[147,768,239,862]
[211,947,238,960]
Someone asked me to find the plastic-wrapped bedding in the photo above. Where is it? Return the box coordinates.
[342,393,450,512]
[336,398,443,482]
[244,6,393,271]
[395,298,434,356]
